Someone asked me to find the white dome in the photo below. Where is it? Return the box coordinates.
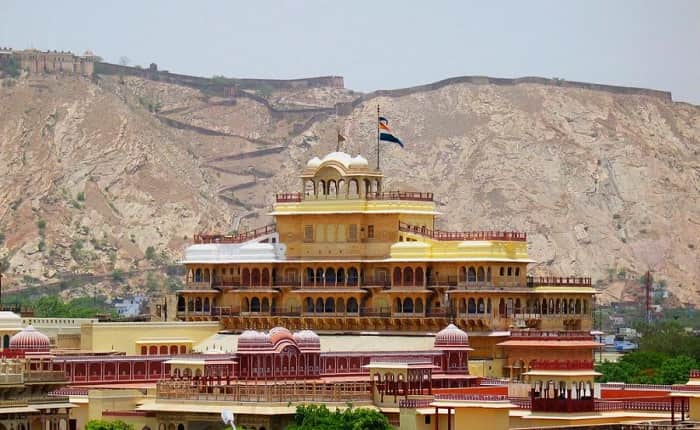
[321,152,354,167]
[434,324,470,350]
[349,155,369,167]
[307,157,322,167]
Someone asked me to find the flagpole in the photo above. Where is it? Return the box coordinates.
[376,105,380,170]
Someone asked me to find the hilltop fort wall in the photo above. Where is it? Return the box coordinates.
[94,61,344,94]
[355,75,673,104]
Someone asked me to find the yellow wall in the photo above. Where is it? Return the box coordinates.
[455,407,510,430]
[80,321,219,354]
[690,397,700,421]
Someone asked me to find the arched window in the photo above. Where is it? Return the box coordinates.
[242,297,250,312]
[170,345,178,355]
[251,268,261,285]
[415,267,424,285]
[203,297,210,312]
[304,179,315,197]
[177,296,185,312]
[569,300,576,314]
[468,267,477,282]
[548,299,555,314]
[337,268,345,284]
[459,267,466,283]
[337,179,345,195]
[477,267,485,282]
[203,269,210,282]
[306,267,314,284]
[403,298,414,313]
[415,298,424,313]
[261,297,270,312]
[507,267,512,276]
[315,298,324,313]
[250,297,261,313]
[541,299,548,315]
[305,297,314,313]
[348,179,359,197]
[515,298,521,314]
[195,268,202,282]
[261,268,270,285]
[149,346,157,355]
[160,345,168,355]
[348,267,358,285]
[403,267,414,285]
[498,299,506,316]
[325,298,335,313]
[347,297,358,313]
[336,298,345,313]
[325,268,336,285]
[562,299,568,314]
[583,300,588,314]
[242,268,251,286]
[555,299,561,314]
[515,267,520,276]
[477,298,485,313]
[487,298,492,313]
[318,180,326,195]
[195,297,202,312]
[499,267,505,276]
[487,267,492,282]
[316,268,324,284]
[468,298,476,314]
[394,298,402,313]
[393,267,402,285]
[328,180,337,196]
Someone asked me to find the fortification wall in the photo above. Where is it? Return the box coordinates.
[94,62,344,93]
[355,75,673,105]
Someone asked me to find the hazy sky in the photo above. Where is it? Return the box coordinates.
[2,1,699,104]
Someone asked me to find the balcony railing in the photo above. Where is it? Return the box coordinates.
[366,191,434,201]
[532,398,595,413]
[399,222,526,242]
[530,360,594,370]
[359,307,391,317]
[193,224,276,244]
[157,380,371,404]
[275,191,434,203]
[527,276,592,287]
[510,330,593,340]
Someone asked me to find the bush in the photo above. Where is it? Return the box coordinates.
[76,191,86,202]
[85,419,134,430]
[111,269,125,282]
[36,219,46,231]
[145,246,156,260]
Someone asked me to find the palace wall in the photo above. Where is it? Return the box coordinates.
[80,321,219,354]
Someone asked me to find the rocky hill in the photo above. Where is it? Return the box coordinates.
[0,71,698,305]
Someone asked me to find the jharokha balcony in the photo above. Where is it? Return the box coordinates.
[275,191,434,203]
[398,222,527,242]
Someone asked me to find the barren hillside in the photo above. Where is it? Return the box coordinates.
[0,72,698,304]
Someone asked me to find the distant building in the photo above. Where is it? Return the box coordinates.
[114,296,146,318]
[0,47,97,76]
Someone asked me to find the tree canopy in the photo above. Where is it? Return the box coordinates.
[286,404,392,430]
[596,321,700,384]
[85,420,134,430]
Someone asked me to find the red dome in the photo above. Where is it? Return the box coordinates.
[434,324,471,350]
[293,330,320,351]
[9,325,50,351]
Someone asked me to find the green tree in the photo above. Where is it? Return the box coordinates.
[658,355,698,384]
[111,269,125,282]
[85,420,134,430]
[144,246,156,260]
[286,404,391,430]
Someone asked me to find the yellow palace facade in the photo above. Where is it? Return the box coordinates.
[176,152,594,359]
